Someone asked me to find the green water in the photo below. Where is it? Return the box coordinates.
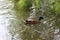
[0,0,60,40]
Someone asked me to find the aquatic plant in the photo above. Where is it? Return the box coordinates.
[17,0,32,11]
[54,1,60,14]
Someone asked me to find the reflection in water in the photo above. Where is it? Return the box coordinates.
[0,0,60,40]
[0,0,20,40]
[0,15,11,40]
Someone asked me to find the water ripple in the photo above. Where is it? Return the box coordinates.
[0,0,16,40]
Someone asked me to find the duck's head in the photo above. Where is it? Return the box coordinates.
[39,16,44,21]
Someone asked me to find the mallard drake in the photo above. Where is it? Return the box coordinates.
[25,16,43,25]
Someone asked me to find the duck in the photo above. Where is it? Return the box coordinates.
[24,16,43,25]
